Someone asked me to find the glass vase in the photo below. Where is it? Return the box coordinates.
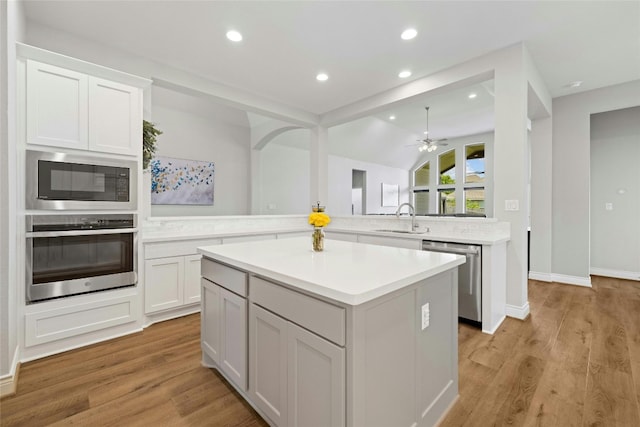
[312,227,325,252]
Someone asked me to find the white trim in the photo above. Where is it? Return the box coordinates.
[528,271,553,282]
[0,346,20,397]
[551,273,592,287]
[505,301,530,320]
[590,267,640,282]
[143,304,200,328]
[482,315,505,335]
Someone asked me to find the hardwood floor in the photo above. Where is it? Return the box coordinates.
[2,276,639,426]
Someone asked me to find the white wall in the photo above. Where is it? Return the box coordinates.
[590,106,640,280]
[150,87,251,216]
[328,155,410,216]
[259,128,311,214]
[1,0,25,384]
[529,117,553,278]
[552,80,640,283]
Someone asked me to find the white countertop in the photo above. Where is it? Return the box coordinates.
[198,237,465,306]
[327,227,509,245]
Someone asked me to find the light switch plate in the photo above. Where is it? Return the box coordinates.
[505,200,519,211]
[605,203,613,211]
[421,303,430,330]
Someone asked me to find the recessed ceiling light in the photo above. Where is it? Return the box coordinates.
[316,73,329,82]
[401,28,417,40]
[226,30,243,42]
[389,115,396,120]
[468,92,477,99]
[398,70,412,78]
[565,80,583,88]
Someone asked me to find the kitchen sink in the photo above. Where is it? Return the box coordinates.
[375,229,426,234]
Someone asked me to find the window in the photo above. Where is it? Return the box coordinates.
[413,162,430,215]
[439,149,455,185]
[415,162,430,186]
[412,141,491,216]
[464,143,485,214]
[438,150,456,214]
[438,189,456,214]
[465,144,485,184]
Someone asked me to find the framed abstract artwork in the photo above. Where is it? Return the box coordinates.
[150,156,215,205]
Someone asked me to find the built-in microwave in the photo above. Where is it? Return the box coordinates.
[26,150,137,210]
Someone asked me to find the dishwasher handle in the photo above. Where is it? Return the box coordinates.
[421,243,480,256]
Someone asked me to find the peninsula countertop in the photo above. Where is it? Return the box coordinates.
[198,236,465,305]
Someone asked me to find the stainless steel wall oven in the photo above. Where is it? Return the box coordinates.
[26,214,138,303]
[26,150,137,210]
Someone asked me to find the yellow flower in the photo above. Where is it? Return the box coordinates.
[308,212,331,228]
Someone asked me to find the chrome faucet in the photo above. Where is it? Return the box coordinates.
[395,202,418,231]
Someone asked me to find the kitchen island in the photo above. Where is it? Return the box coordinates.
[198,236,465,427]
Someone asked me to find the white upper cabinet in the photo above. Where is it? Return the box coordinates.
[88,77,141,155]
[26,60,89,150]
[24,56,144,156]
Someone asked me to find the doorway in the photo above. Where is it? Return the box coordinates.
[352,169,366,215]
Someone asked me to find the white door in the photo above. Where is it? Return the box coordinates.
[144,257,184,313]
[183,254,202,304]
[220,287,247,391]
[26,60,88,149]
[249,304,288,427]
[287,323,345,427]
[201,279,221,364]
[88,77,141,155]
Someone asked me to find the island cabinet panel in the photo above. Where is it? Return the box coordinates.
[248,303,345,427]
[202,258,247,297]
[287,322,345,427]
[250,276,345,346]
[201,278,221,364]
[219,286,248,390]
[249,304,289,427]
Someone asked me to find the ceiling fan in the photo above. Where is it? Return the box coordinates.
[411,107,448,152]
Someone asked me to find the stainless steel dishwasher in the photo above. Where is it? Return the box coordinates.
[422,240,482,325]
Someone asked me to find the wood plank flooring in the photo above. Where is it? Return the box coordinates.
[2,276,639,426]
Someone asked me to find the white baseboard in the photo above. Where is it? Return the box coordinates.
[505,301,530,320]
[0,347,20,398]
[528,271,553,282]
[551,273,592,287]
[143,304,200,329]
[590,267,640,282]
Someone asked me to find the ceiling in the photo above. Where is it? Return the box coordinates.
[23,1,640,119]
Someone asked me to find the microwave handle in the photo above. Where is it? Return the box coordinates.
[26,228,138,238]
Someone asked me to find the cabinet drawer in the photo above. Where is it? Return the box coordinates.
[144,238,222,259]
[201,258,247,297]
[250,276,345,346]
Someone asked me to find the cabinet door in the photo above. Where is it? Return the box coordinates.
[26,60,88,149]
[288,323,345,427]
[220,287,248,391]
[88,77,141,155]
[201,279,221,364]
[249,304,288,427]
[144,257,184,313]
[184,254,202,304]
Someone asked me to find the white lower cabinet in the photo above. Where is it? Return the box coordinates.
[144,254,202,313]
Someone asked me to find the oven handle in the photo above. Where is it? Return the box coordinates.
[26,228,138,238]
